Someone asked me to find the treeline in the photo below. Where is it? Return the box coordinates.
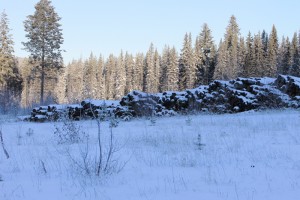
[1,11,300,110]
[51,15,300,104]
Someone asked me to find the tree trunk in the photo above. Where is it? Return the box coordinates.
[40,53,45,105]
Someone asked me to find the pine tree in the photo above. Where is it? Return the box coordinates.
[23,0,64,105]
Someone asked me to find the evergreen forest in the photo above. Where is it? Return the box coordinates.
[1,7,300,112]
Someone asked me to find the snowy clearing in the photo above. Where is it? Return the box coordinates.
[0,109,300,200]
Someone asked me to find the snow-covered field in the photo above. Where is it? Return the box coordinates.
[0,109,300,200]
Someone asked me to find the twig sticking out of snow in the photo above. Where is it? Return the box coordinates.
[0,130,9,159]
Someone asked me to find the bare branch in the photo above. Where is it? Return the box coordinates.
[0,130,9,159]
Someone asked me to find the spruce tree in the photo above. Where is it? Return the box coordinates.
[179,33,195,89]
[168,47,179,91]
[214,15,240,80]
[0,11,16,85]
[124,52,134,94]
[20,58,33,107]
[267,25,278,77]
[224,15,240,79]
[214,39,228,80]
[195,23,215,85]
[277,36,291,75]
[237,37,246,77]
[194,36,204,84]
[105,54,117,99]
[82,53,96,98]
[144,43,155,93]
[244,32,254,77]
[115,51,126,99]
[153,49,161,92]
[0,10,22,112]
[89,53,99,99]
[253,32,265,77]
[23,0,64,105]
[261,30,269,76]
[289,32,300,76]
[282,37,292,75]
[65,59,84,102]
[160,45,170,92]
[133,53,144,91]
[97,55,106,99]
[54,67,67,103]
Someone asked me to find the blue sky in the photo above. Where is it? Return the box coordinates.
[0,0,299,64]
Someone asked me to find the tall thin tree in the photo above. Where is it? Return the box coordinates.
[267,25,278,77]
[23,0,64,105]
[179,33,195,89]
[0,10,22,113]
[195,23,215,85]
[289,32,300,76]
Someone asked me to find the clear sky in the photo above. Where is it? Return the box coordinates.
[0,0,299,64]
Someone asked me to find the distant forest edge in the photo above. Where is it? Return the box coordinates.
[1,8,300,113]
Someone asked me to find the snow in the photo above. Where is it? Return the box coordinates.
[83,99,120,107]
[1,110,300,200]
[67,104,82,108]
[258,77,276,85]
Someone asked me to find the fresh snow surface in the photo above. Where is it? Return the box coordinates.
[1,110,300,200]
[83,99,120,107]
